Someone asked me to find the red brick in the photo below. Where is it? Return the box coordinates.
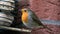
[29,0,60,20]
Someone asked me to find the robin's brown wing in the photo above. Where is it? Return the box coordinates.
[28,9,52,31]
[28,9,44,26]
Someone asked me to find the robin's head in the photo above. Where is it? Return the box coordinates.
[21,8,28,23]
[21,8,28,13]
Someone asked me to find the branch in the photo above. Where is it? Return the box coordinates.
[0,26,32,32]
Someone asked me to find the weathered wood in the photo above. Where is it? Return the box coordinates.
[0,26,31,32]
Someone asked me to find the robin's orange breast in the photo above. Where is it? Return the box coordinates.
[22,12,28,23]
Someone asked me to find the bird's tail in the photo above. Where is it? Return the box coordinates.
[43,25,52,31]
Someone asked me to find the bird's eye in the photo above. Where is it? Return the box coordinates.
[24,10,27,12]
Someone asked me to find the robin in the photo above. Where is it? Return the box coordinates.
[21,7,52,31]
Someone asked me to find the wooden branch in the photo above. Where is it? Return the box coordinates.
[0,26,32,32]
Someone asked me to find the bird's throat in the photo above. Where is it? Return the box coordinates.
[22,12,28,23]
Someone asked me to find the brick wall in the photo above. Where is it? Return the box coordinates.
[29,0,60,20]
[30,2,60,33]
